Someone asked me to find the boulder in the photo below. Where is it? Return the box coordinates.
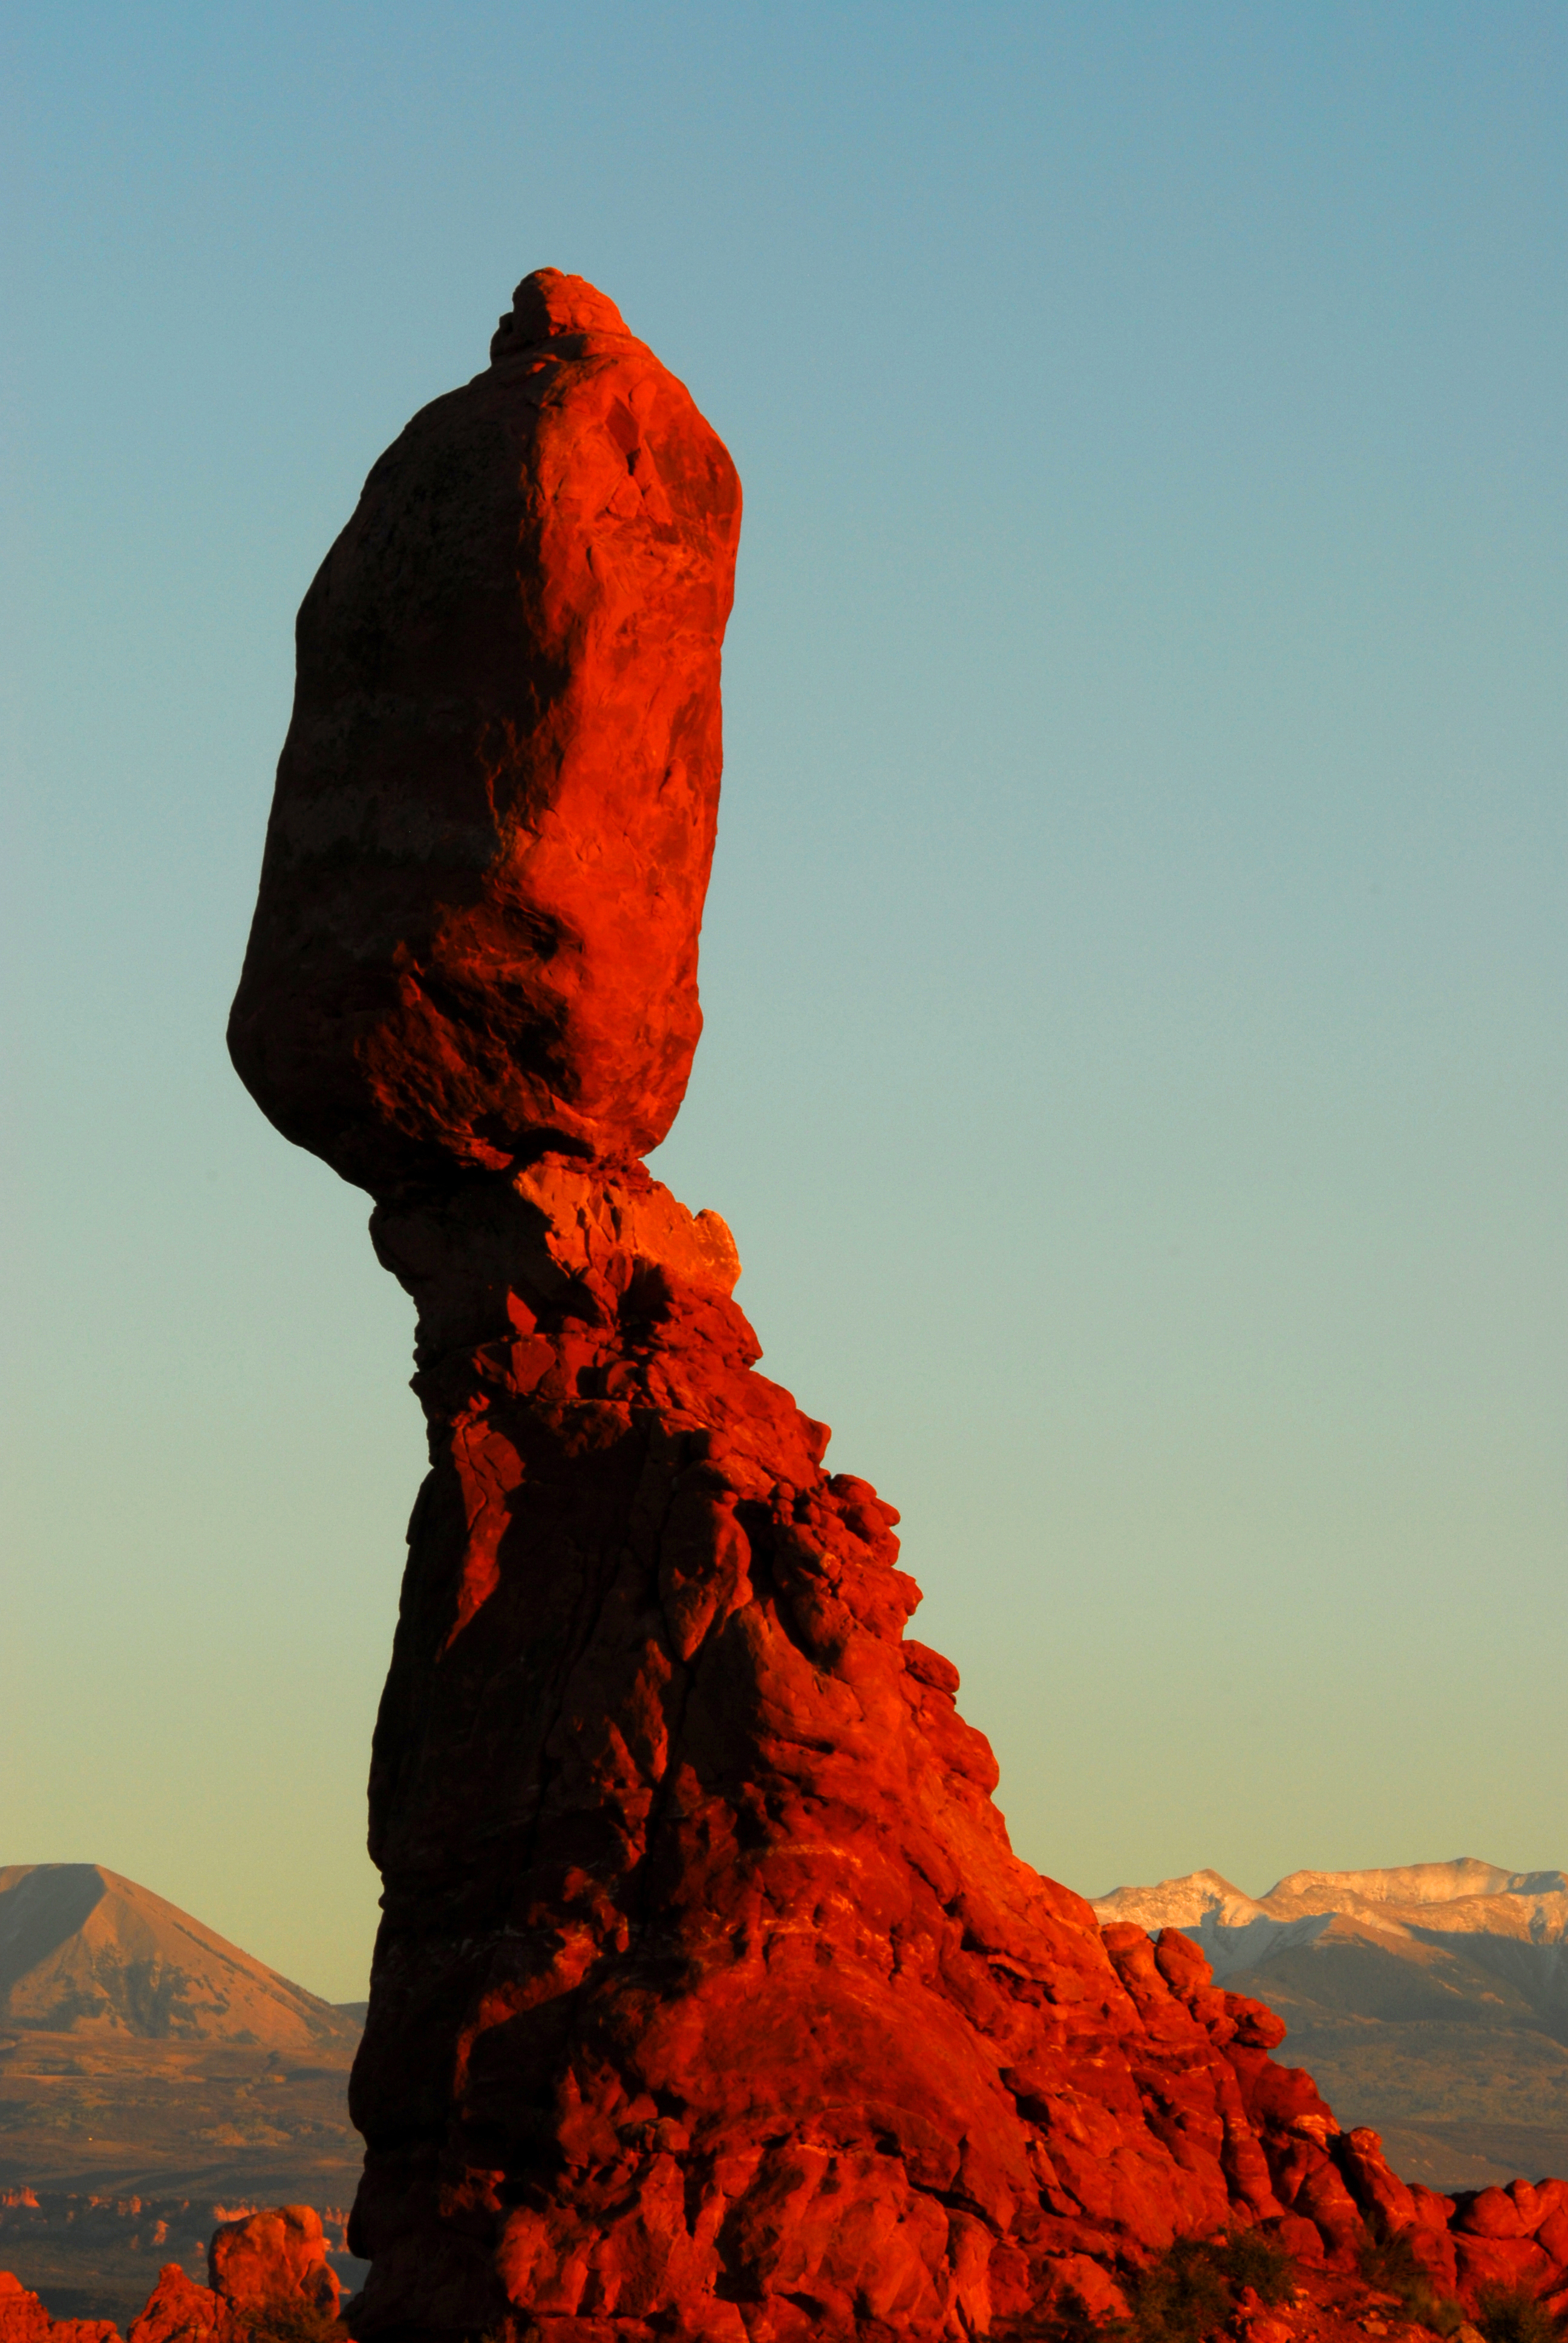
[1455,2185,1527,2239]
[229,269,742,1190]
[1410,2183,1458,2232]
[1452,2231,1553,2304]
[209,2205,341,2317]
[1336,2128,1417,2236]
[1538,2206,1568,2266]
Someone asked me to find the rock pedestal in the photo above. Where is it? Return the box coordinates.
[336,1161,1346,2341]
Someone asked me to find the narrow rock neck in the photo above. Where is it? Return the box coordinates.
[367,1157,756,1386]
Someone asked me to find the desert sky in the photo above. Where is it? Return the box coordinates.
[5,2,1564,2002]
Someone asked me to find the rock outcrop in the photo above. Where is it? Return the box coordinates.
[227,273,1568,2342]
[0,2272,117,2343]
[0,2201,341,2343]
[208,2206,341,2322]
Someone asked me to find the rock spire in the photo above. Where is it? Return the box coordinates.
[228,274,1568,2343]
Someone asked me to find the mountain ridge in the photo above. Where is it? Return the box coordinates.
[1091,1856,1568,2016]
[1091,1856,1568,2190]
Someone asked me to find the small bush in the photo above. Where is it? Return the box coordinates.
[997,2229,1298,2343]
[990,2282,1135,2343]
[1213,2230,1297,2308]
[1002,2284,1122,2343]
[1357,2230,1464,2338]
[1128,2236,1234,2343]
[240,2295,344,2343]
[1475,2285,1565,2343]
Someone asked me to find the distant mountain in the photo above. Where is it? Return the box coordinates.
[1093,1858,1568,2017]
[0,1865,359,2054]
[1092,1857,1568,2190]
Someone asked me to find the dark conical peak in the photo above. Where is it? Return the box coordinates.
[490,266,630,360]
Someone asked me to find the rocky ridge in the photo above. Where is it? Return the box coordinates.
[1091,1865,1568,1985]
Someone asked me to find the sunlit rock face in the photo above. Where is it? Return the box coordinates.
[229,269,741,1191]
[227,274,1568,2343]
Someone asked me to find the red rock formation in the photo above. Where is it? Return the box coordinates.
[229,268,741,1191]
[227,274,1568,2341]
[0,2202,348,2343]
[335,1165,1568,2339]
[125,2265,236,2343]
[209,2206,341,2321]
[0,2275,52,2343]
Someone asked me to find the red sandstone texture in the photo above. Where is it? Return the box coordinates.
[228,269,741,1190]
[225,275,1568,2341]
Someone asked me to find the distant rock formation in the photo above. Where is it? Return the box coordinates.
[0,2201,339,2343]
[228,272,1568,2341]
[0,1867,358,2053]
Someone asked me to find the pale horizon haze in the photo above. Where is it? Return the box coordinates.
[4,2,1564,2002]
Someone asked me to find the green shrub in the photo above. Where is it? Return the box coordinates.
[1212,2229,1297,2308]
[1127,2236,1235,2343]
[1357,2229,1464,2337]
[239,2296,344,2343]
[1475,2284,1565,2343]
[996,2228,1298,2343]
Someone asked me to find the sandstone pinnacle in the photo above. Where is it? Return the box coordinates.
[225,274,1568,2343]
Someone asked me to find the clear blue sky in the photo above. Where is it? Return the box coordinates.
[5,3,1564,2004]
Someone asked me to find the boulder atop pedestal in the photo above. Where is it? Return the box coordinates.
[229,268,741,1192]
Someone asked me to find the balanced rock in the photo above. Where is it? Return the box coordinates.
[230,276,1568,2341]
[229,268,741,1190]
